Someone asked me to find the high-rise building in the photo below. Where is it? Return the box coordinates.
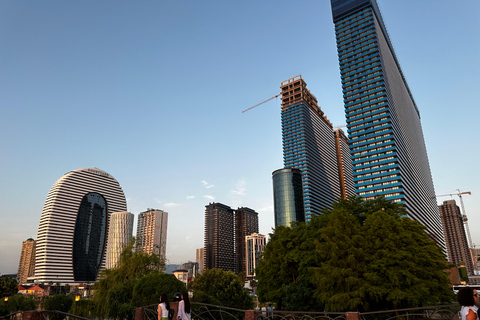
[204,203,235,272]
[235,207,259,274]
[280,75,355,222]
[330,0,445,250]
[34,168,127,284]
[334,129,355,199]
[180,261,199,280]
[17,238,36,284]
[105,211,134,269]
[136,209,168,259]
[439,200,474,275]
[196,247,205,274]
[245,233,266,278]
[272,168,305,227]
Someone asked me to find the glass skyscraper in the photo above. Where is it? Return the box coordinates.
[330,0,445,249]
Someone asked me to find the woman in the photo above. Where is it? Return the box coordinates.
[177,292,191,320]
[158,293,170,320]
[458,287,479,320]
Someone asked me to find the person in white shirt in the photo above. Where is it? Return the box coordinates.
[158,294,170,320]
[177,293,191,320]
[458,287,479,320]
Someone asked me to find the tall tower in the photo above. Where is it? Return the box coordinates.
[196,247,205,274]
[235,207,259,274]
[280,75,354,222]
[330,0,445,250]
[272,168,305,227]
[35,168,127,283]
[136,209,168,259]
[17,238,36,284]
[245,233,266,278]
[105,211,134,269]
[204,203,235,272]
[439,200,474,275]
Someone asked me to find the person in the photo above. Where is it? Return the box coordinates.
[177,292,191,320]
[458,287,479,320]
[158,293,170,320]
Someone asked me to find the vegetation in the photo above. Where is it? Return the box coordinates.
[0,276,18,298]
[256,196,455,312]
[191,268,254,310]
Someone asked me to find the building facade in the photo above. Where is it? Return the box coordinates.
[196,247,205,274]
[330,0,445,250]
[439,200,474,275]
[105,211,134,269]
[245,233,266,278]
[280,75,355,222]
[204,203,235,272]
[235,207,259,274]
[272,168,305,227]
[34,167,127,284]
[17,238,36,284]
[136,209,168,259]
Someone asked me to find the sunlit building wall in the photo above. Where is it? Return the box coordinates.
[136,209,168,259]
[17,238,36,284]
[105,211,134,269]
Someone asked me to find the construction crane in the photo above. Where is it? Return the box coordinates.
[435,190,473,248]
[242,94,281,113]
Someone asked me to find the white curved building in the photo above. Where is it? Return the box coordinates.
[105,211,134,269]
[34,168,127,284]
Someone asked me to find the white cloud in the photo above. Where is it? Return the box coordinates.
[231,179,247,196]
[186,195,195,200]
[204,195,215,201]
[201,180,214,189]
[164,202,180,208]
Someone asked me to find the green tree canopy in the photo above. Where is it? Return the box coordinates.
[0,276,18,298]
[191,269,253,310]
[132,273,186,306]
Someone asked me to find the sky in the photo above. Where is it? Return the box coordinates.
[1,0,479,275]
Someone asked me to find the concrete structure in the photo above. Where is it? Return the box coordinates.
[136,209,168,259]
[280,75,355,222]
[180,261,199,280]
[439,200,474,274]
[245,233,266,278]
[272,168,305,227]
[204,203,235,272]
[105,211,134,269]
[330,0,445,251]
[235,207,259,274]
[196,248,205,274]
[34,168,127,284]
[17,238,36,284]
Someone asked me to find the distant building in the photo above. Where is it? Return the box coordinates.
[204,203,235,272]
[196,248,205,274]
[34,167,127,284]
[136,209,168,260]
[173,269,189,286]
[279,75,355,222]
[245,233,266,278]
[235,207,259,274]
[105,211,134,269]
[17,238,36,284]
[439,200,474,275]
[181,261,199,279]
[330,0,445,251]
[272,168,305,227]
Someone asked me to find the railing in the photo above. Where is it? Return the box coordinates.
[255,310,347,320]
[0,310,93,320]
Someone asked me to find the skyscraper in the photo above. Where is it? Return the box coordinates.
[439,200,474,275]
[105,211,134,269]
[280,75,355,222]
[196,247,205,274]
[136,209,168,259]
[272,168,305,227]
[330,0,445,249]
[235,207,259,274]
[17,238,36,284]
[35,168,127,284]
[204,203,235,272]
[245,233,266,278]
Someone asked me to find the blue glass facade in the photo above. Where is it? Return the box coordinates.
[272,168,305,227]
[330,0,445,250]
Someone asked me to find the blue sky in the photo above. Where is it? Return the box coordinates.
[1,0,479,274]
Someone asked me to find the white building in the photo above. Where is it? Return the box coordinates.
[245,233,266,278]
[196,248,205,274]
[34,167,127,284]
[136,209,168,259]
[105,211,134,269]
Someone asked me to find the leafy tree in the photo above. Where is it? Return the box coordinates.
[191,269,253,310]
[5,293,39,312]
[43,294,74,312]
[256,217,324,310]
[0,277,18,298]
[132,273,186,306]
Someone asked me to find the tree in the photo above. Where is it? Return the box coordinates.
[5,293,39,312]
[310,197,454,311]
[191,269,253,310]
[256,217,325,310]
[132,273,186,306]
[0,277,18,298]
